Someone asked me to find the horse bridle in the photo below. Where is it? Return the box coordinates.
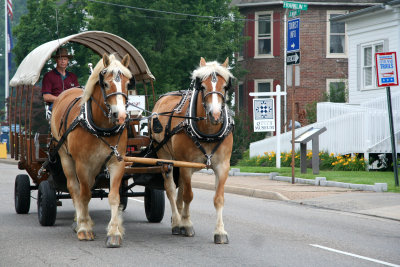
[98,68,135,119]
[196,72,232,113]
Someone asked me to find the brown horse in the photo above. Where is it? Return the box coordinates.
[50,54,132,247]
[150,57,234,244]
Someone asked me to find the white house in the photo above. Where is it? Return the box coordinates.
[249,1,400,160]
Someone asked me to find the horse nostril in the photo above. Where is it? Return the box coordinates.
[112,112,118,119]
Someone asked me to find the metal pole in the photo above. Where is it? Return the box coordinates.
[386,86,399,186]
[5,1,9,115]
[291,64,295,184]
[276,85,281,168]
[283,9,288,132]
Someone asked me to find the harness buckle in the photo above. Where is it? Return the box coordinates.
[111,146,123,161]
[205,154,212,169]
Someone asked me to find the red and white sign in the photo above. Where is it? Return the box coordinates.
[375,52,399,87]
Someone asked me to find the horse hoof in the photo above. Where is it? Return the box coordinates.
[77,231,95,241]
[106,235,122,248]
[214,234,229,244]
[172,226,181,235]
[180,226,195,237]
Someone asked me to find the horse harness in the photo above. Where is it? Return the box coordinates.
[150,75,234,168]
[41,71,130,179]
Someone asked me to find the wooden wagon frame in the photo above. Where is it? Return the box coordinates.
[8,31,205,225]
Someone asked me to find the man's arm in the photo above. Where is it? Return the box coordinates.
[43,93,58,103]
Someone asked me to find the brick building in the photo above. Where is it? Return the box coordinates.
[233,0,385,129]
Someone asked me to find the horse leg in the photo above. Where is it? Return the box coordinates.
[74,161,95,241]
[213,162,230,244]
[58,150,83,235]
[178,168,195,237]
[161,169,181,235]
[105,161,125,248]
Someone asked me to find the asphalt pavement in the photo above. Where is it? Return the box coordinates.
[1,155,399,222]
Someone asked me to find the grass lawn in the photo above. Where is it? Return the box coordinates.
[234,166,400,193]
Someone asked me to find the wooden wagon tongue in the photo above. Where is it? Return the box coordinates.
[124,156,206,169]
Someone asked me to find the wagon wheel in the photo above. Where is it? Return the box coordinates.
[37,180,57,226]
[119,180,128,211]
[144,187,165,223]
[14,174,31,214]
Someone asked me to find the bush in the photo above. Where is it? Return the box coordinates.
[239,151,367,171]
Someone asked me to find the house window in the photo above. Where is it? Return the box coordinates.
[255,12,273,58]
[362,42,383,90]
[326,79,348,102]
[327,11,347,58]
[254,79,273,98]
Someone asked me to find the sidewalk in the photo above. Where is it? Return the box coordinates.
[2,155,399,221]
[192,172,400,221]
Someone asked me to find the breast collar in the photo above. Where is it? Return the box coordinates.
[78,98,126,137]
[185,88,234,143]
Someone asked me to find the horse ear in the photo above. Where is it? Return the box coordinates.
[222,57,229,68]
[200,57,206,67]
[103,53,110,67]
[121,54,130,67]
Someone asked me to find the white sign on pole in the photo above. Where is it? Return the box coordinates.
[127,95,146,116]
[253,98,275,132]
[375,52,399,87]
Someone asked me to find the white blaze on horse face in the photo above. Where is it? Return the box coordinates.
[111,70,126,124]
[210,73,222,121]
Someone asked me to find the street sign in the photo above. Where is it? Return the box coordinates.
[287,51,300,65]
[375,52,399,87]
[287,18,300,52]
[283,1,308,11]
[253,98,275,132]
[288,9,301,18]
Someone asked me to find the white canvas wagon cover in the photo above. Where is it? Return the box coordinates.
[10,31,155,87]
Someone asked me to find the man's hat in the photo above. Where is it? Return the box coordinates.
[52,48,73,59]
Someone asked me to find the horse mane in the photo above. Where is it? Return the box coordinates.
[191,60,234,82]
[81,54,132,104]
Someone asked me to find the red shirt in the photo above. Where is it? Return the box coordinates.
[42,69,79,97]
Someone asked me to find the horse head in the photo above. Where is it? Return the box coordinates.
[192,57,233,125]
[82,53,134,126]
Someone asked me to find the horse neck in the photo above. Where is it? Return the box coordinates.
[195,91,223,134]
[90,86,113,128]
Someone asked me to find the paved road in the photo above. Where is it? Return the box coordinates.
[1,163,400,266]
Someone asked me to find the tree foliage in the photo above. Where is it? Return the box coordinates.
[85,0,244,96]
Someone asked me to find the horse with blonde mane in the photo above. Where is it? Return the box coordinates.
[150,57,234,244]
[50,53,132,247]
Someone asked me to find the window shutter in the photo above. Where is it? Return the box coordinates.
[273,13,281,57]
[247,13,255,58]
[247,80,255,115]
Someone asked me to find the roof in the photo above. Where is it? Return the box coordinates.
[10,31,155,87]
[233,0,386,7]
[331,0,400,22]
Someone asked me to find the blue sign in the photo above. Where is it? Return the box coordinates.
[287,18,300,52]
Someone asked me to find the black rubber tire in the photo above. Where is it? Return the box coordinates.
[37,180,57,226]
[120,180,128,211]
[14,174,31,214]
[144,187,165,223]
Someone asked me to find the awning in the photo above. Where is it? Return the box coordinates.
[10,31,155,87]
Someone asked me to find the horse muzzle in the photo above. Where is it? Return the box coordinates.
[208,110,223,125]
[111,110,126,125]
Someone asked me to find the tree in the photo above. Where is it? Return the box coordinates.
[86,0,245,99]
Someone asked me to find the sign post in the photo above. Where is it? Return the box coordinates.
[375,52,399,186]
[250,85,287,168]
[283,1,307,183]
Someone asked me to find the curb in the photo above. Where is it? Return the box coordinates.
[192,181,289,201]
[199,169,388,193]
